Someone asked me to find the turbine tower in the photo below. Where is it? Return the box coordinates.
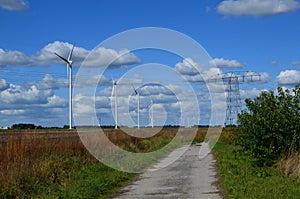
[132,85,140,129]
[54,45,75,129]
[111,79,118,129]
[149,100,154,128]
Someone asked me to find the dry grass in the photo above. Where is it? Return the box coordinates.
[0,127,208,198]
[0,131,96,197]
[279,153,300,178]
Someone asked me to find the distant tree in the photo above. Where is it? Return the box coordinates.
[11,123,36,130]
[63,125,69,129]
[237,85,300,166]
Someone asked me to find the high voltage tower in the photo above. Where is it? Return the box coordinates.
[208,71,262,126]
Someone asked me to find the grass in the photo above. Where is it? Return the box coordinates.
[0,127,204,198]
[213,130,300,199]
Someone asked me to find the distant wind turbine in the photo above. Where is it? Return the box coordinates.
[54,45,75,129]
[111,78,118,129]
[132,85,140,129]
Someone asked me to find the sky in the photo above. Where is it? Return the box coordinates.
[0,0,300,127]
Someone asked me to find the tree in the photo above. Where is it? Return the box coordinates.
[11,123,36,130]
[237,85,300,166]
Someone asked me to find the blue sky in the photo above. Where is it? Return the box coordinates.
[0,0,300,127]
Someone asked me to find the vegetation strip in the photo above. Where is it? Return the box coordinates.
[0,128,206,198]
[213,131,300,199]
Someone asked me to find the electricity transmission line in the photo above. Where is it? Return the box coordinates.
[208,71,262,126]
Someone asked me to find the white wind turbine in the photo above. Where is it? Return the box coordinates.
[132,85,140,129]
[111,78,118,129]
[54,45,75,129]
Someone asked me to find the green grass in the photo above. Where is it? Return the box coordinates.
[213,141,300,199]
[35,163,134,199]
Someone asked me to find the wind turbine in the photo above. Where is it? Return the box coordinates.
[111,78,118,129]
[132,85,140,129]
[54,45,75,129]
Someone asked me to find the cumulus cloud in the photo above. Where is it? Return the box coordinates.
[0,84,52,104]
[0,77,68,126]
[175,58,221,82]
[217,0,300,17]
[0,0,27,11]
[37,41,141,67]
[0,79,9,90]
[25,74,68,90]
[240,87,266,99]
[276,70,300,85]
[44,95,67,108]
[0,41,141,68]
[174,58,201,76]
[243,71,270,83]
[0,48,33,66]
[210,58,244,68]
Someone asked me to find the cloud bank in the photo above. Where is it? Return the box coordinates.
[0,41,141,68]
[218,0,300,17]
[0,0,27,11]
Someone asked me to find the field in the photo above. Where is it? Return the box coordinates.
[0,127,206,198]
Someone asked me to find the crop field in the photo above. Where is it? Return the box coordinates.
[0,127,207,198]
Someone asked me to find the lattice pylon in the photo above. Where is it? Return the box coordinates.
[225,76,242,126]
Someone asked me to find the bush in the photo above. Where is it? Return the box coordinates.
[237,85,300,166]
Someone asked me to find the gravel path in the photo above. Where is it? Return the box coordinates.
[113,144,222,199]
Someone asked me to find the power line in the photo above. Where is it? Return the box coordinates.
[208,71,263,126]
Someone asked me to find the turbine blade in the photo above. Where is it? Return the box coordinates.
[131,85,138,95]
[54,52,69,64]
[111,85,115,97]
[111,78,115,98]
[68,44,75,61]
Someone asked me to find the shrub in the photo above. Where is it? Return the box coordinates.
[237,85,300,166]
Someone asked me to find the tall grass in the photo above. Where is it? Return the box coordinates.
[0,131,96,198]
[0,127,203,198]
[213,129,300,199]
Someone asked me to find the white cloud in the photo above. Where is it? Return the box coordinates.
[0,109,25,115]
[240,87,266,99]
[0,77,69,126]
[0,0,27,11]
[45,95,67,108]
[0,41,141,68]
[0,84,52,104]
[37,41,141,67]
[292,61,300,67]
[0,48,33,66]
[210,58,243,68]
[276,70,300,85]
[243,71,270,83]
[174,58,202,76]
[175,58,222,82]
[25,74,68,90]
[0,79,9,90]
[218,0,300,17]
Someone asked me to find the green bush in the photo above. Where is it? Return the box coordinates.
[237,85,300,166]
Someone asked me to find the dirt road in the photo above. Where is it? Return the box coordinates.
[114,144,222,199]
